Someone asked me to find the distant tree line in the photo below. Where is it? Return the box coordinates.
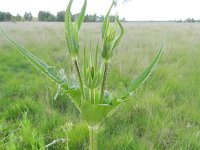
[177,18,198,23]
[0,11,125,22]
[2,11,200,23]
[0,12,12,21]
[0,11,33,22]
[38,11,124,22]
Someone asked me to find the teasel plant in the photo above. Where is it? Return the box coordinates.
[0,0,163,149]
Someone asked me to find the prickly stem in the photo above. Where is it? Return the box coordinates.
[100,61,109,103]
[74,59,85,100]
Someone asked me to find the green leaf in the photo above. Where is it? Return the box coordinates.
[65,0,73,32]
[1,29,48,70]
[67,89,82,109]
[122,45,163,100]
[65,0,74,55]
[76,0,87,31]
[46,67,68,86]
[67,89,121,126]
[80,101,114,126]
[83,44,87,80]
[94,42,99,70]
[0,28,68,88]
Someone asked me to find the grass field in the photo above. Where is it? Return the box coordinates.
[0,22,200,150]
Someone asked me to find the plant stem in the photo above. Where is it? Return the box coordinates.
[88,125,98,150]
[66,135,69,150]
[93,89,96,104]
[74,59,84,99]
[90,89,96,104]
[100,61,109,103]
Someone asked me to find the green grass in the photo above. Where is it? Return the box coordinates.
[1,22,200,149]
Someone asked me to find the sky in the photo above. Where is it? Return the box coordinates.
[0,0,200,21]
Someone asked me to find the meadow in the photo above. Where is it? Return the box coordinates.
[0,22,200,149]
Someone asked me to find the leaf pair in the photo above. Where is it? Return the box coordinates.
[65,0,87,58]
[67,89,120,126]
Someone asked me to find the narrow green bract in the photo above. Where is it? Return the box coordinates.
[64,0,87,58]
[101,1,124,61]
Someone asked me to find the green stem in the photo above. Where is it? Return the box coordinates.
[90,89,96,104]
[93,89,96,104]
[74,59,84,99]
[66,135,69,150]
[100,61,109,103]
[88,125,98,150]
[90,89,93,103]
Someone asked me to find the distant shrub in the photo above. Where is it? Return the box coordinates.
[24,12,33,21]
[38,11,56,22]
[0,11,12,21]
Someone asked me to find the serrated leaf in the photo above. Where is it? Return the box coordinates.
[46,66,68,86]
[67,89,82,109]
[0,28,68,89]
[67,89,121,126]
[122,45,163,100]
[80,101,114,126]
[1,28,48,70]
